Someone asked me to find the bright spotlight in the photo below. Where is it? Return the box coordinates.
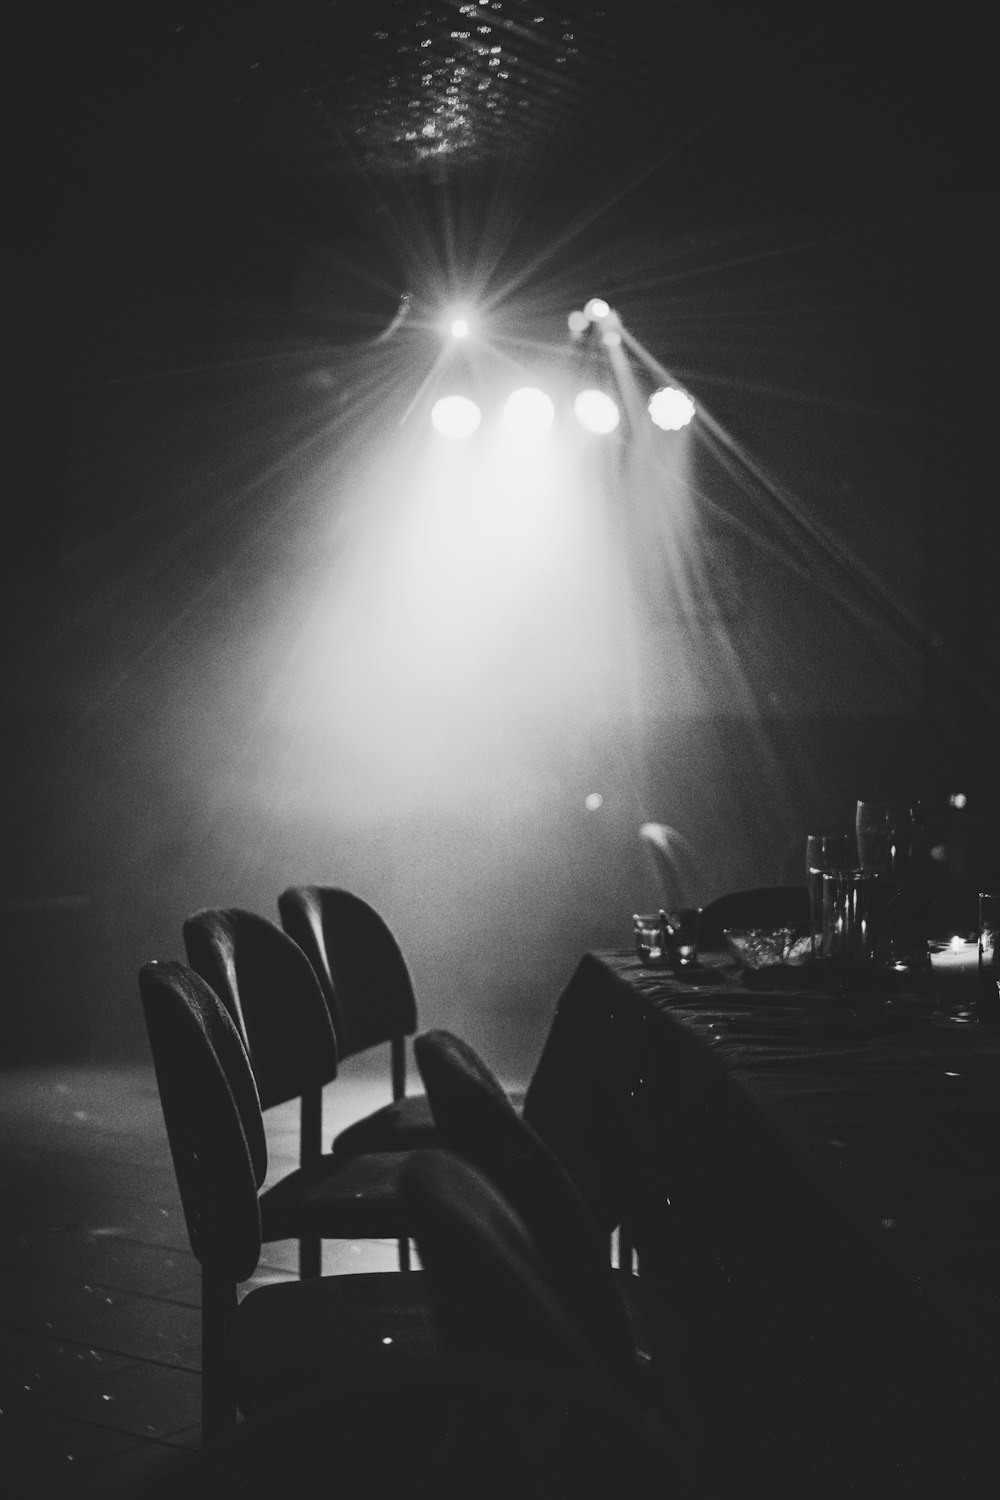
[431,395,482,437]
[567,309,589,336]
[600,328,622,347]
[503,386,555,436]
[648,386,695,431]
[584,297,611,320]
[442,304,475,339]
[573,388,620,434]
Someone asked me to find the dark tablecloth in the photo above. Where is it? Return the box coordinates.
[524,950,1000,1498]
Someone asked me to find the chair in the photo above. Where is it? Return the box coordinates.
[140,964,672,1493]
[698,884,810,949]
[277,883,524,1157]
[137,959,440,1444]
[182,906,414,1274]
[399,1148,682,1497]
[412,1028,696,1441]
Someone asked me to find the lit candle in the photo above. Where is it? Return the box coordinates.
[928,936,978,1018]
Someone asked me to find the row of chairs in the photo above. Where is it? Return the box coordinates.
[140,885,696,1489]
[142,880,808,1485]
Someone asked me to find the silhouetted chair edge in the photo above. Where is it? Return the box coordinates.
[399,1148,688,1496]
[411,1023,704,1490]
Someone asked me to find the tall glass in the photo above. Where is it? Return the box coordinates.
[806,832,853,961]
[855,800,922,969]
[978,892,1000,1033]
[855,801,919,882]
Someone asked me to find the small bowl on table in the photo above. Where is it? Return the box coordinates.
[723,927,812,971]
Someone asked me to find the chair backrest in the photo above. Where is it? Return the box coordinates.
[183,907,339,1111]
[399,1148,603,1382]
[699,884,810,948]
[277,885,418,1060]
[413,1029,637,1391]
[139,959,265,1281]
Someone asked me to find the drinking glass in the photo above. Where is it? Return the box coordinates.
[806,832,853,960]
[855,800,923,970]
[855,801,918,881]
[663,906,703,968]
[979,892,1000,1032]
[633,912,664,965]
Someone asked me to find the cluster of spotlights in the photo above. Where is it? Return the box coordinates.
[430,383,693,438]
[568,297,622,348]
[429,296,694,437]
[431,386,622,438]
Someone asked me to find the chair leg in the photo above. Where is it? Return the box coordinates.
[390,1033,406,1102]
[299,1086,323,1280]
[201,1264,238,1440]
[299,1236,322,1279]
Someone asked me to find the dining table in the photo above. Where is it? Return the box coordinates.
[523,945,999,1498]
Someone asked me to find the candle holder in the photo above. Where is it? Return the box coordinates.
[927,936,978,1021]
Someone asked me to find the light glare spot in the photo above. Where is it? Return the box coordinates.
[584,792,603,811]
[574,388,620,434]
[949,791,968,809]
[584,297,610,320]
[648,386,696,431]
[503,386,555,436]
[450,318,469,339]
[567,309,589,335]
[431,395,482,437]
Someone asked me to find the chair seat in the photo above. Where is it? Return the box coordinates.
[332,1088,527,1155]
[259,1151,412,1242]
[231,1269,442,1419]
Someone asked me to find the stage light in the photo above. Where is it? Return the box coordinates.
[584,298,611,321]
[648,386,695,431]
[503,386,555,436]
[600,328,622,347]
[573,388,620,434]
[567,309,589,336]
[431,395,482,437]
[441,304,475,339]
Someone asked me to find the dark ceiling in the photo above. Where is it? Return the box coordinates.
[17,2,990,319]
